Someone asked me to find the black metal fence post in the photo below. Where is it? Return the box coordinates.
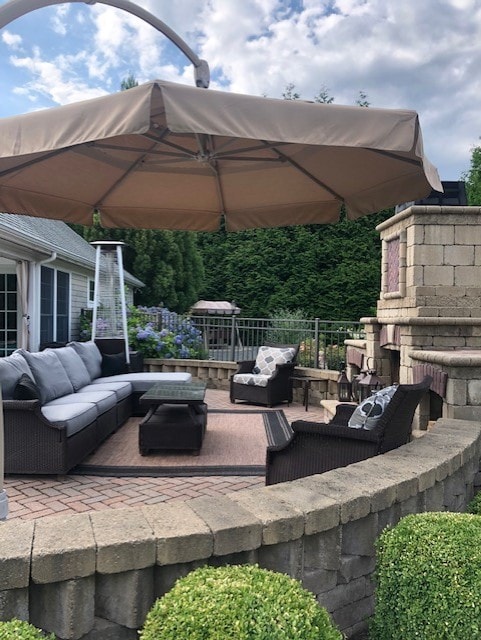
[314,318,320,368]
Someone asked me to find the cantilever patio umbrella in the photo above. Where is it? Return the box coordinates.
[0,79,442,231]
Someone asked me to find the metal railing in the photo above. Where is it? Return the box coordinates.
[139,311,364,369]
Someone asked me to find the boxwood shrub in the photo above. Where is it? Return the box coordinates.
[0,619,55,639]
[371,512,481,639]
[468,491,481,515]
[140,564,342,640]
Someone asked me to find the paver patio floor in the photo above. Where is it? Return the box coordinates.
[4,388,328,521]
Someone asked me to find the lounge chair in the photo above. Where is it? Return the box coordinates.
[230,343,299,407]
[266,375,432,485]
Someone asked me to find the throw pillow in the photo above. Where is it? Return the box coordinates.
[101,352,127,377]
[13,373,40,400]
[0,352,33,399]
[348,385,398,430]
[20,349,74,404]
[253,346,297,377]
[48,346,92,391]
[68,341,103,380]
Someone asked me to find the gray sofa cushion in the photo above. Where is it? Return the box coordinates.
[92,372,192,393]
[45,390,117,415]
[48,346,92,391]
[79,381,132,402]
[18,349,74,404]
[0,352,33,399]
[41,403,98,437]
[68,341,102,380]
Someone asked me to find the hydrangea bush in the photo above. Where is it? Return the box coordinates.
[128,306,204,359]
[79,305,205,360]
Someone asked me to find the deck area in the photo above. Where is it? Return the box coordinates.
[4,389,327,521]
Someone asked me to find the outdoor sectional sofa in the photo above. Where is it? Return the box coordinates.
[0,341,191,475]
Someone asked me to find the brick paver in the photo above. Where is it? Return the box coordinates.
[4,388,327,521]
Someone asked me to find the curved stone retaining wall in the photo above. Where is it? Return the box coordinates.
[0,418,480,639]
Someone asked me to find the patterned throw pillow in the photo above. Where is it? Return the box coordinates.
[347,385,398,430]
[253,346,297,377]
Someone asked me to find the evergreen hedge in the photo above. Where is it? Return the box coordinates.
[140,564,342,640]
[371,512,481,639]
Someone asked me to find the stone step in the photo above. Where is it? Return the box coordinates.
[320,399,357,420]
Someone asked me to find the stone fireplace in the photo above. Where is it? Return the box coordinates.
[346,204,481,429]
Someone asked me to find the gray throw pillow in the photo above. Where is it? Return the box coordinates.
[20,349,74,404]
[68,341,102,380]
[0,352,33,399]
[49,346,92,390]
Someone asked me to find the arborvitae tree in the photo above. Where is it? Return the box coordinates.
[465,145,481,205]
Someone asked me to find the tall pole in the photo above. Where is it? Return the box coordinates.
[0,0,210,87]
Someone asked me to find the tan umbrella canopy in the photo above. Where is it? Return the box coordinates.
[0,79,442,231]
[191,300,241,315]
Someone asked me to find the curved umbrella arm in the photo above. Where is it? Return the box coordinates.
[0,0,210,88]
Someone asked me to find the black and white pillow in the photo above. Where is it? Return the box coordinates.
[348,385,398,430]
[253,346,296,377]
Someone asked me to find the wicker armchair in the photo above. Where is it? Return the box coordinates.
[266,375,432,485]
[230,343,299,408]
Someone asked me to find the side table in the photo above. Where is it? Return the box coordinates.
[291,375,315,411]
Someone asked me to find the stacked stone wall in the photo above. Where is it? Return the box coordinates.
[1,419,480,639]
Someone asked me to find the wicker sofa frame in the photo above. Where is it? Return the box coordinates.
[266,375,432,485]
[2,342,191,475]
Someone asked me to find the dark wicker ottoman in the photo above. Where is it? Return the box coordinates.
[138,403,207,455]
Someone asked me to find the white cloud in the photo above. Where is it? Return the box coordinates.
[2,29,22,49]
[51,5,69,36]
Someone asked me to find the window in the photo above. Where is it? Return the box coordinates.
[88,278,95,307]
[0,273,17,356]
[40,266,70,346]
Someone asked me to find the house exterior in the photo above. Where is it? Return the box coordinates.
[0,213,143,355]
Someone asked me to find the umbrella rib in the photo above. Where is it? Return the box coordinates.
[266,143,343,199]
[0,147,66,178]
[93,142,159,208]
[94,142,190,159]
[214,141,290,158]
[369,148,422,166]
[143,132,198,158]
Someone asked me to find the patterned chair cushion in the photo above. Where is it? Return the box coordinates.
[253,346,297,377]
[232,373,271,388]
[348,385,398,430]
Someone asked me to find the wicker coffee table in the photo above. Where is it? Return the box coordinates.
[138,382,207,455]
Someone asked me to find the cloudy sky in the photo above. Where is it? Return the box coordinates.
[0,0,480,181]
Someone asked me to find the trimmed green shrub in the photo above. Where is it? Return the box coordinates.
[0,619,55,639]
[468,491,481,515]
[371,512,481,639]
[140,564,342,640]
